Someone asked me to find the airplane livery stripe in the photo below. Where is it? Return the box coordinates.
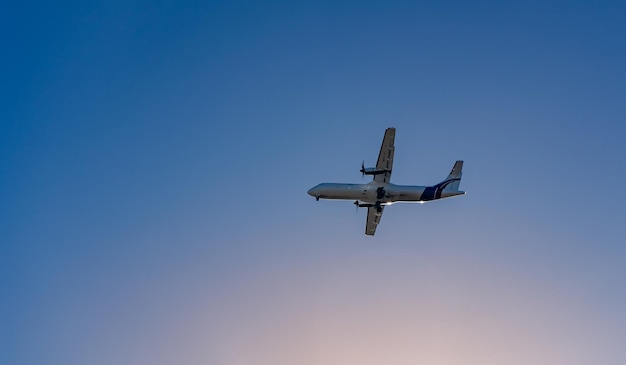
[421,178,461,201]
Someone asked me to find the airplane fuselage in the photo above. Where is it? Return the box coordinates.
[307,182,465,204]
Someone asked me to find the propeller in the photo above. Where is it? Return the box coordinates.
[354,200,360,212]
[361,161,365,179]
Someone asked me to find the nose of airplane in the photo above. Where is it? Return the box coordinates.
[308,184,324,197]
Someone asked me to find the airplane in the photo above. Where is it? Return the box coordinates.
[307,127,465,236]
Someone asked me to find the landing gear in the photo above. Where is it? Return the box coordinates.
[316,196,320,201]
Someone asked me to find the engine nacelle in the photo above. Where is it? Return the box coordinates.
[354,200,383,212]
[361,167,388,175]
[360,162,391,176]
[354,201,375,208]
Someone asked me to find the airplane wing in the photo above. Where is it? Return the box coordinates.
[373,127,395,183]
[365,206,384,236]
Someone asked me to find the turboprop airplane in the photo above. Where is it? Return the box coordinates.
[307,127,465,235]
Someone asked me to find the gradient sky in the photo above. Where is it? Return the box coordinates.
[3,1,626,364]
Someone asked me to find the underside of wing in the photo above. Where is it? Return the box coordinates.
[365,206,385,236]
[373,128,395,183]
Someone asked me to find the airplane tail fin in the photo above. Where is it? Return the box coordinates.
[440,160,463,191]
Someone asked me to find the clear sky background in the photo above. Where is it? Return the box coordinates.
[2,1,626,364]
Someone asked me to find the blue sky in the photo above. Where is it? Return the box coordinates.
[2,1,626,364]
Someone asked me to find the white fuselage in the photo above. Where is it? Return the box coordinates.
[307,182,464,204]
